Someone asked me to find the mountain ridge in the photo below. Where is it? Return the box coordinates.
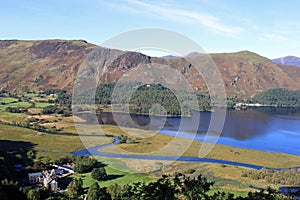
[0,39,300,99]
[272,56,300,67]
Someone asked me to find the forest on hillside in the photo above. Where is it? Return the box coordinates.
[248,88,300,107]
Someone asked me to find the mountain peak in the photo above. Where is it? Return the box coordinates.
[272,56,300,67]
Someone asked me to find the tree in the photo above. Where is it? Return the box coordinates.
[249,88,300,107]
[87,182,101,200]
[107,184,123,200]
[87,182,111,200]
[5,106,27,113]
[106,184,136,200]
[66,178,83,199]
[46,195,68,200]
[27,189,40,200]
[98,187,112,200]
[41,105,57,114]
[91,167,107,181]
[180,174,214,200]
[243,187,295,200]
[27,150,36,160]
[73,156,97,173]
[54,155,74,165]
[127,175,177,200]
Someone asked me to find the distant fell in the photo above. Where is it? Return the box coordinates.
[272,56,300,67]
[160,55,178,58]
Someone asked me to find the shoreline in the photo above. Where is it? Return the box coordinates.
[74,105,300,118]
[72,135,300,171]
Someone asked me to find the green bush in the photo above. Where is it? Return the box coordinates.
[91,167,107,181]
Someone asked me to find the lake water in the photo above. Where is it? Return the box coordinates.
[79,107,300,156]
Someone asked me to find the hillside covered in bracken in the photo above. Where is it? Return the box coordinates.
[0,39,299,99]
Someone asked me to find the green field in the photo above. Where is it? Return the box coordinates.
[0,97,54,123]
[0,99,53,108]
[73,164,155,188]
[6,101,32,107]
[34,102,54,108]
[23,93,37,98]
[0,97,18,104]
[0,124,83,160]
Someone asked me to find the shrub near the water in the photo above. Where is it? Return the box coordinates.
[242,168,300,185]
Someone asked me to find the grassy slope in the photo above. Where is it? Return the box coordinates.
[0,124,155,188]
[0,97,18,103]
[1,111,300,192]
[0,124,83,160]
[73,165,154,188]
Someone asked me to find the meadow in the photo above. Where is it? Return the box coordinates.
[1,94,300,194]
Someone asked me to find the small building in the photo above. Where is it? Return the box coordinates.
[28,169,58,190]
[27,165,73,192]
[43,169,58,192]
[49,180,58,192]
[28,172,43,184]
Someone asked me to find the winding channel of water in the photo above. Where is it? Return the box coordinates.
[72,136,300,171]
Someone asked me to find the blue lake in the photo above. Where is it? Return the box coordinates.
[159,108,300,156]
[78,107,300,156]
[158,109,300,156]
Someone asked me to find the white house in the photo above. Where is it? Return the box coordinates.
[28,172,43,184]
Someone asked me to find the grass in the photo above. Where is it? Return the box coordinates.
[6,101,32,107]
[34,102,53,108]
[0,97,18,104]
[27,108,42,115]
[0,98,30,123]
[97,126,300,168]
[23,93,37,98]
[0,124,84,161]
[0,100,52,108]
[163,160,295,192]
[100,157,134,172]
[208,188,249,197]
[71,150,157,189]
[72,163,155,188]
[0,124,123,161]
[0,111,28,123]
[0,97,52,124]
[206,164,277,189]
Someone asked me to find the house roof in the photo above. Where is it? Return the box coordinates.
[28,172,43,177]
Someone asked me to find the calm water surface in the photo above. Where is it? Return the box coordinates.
[79,107,300,156]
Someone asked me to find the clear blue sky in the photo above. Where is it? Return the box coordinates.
[1,0,300,58]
